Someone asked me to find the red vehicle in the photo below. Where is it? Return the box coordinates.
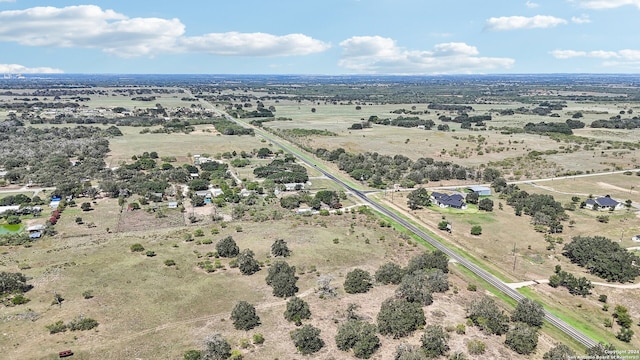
[59,350,73,358]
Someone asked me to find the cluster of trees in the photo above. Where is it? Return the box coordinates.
[314,148,476,188]
[280,189,344,210]
[503,185,566,233]
[427,104,474,111]
[253,157,308,184]
[523,121,573,135]
[563,236,640,283]
[0,125,109,188]
[591,117,640,129]
[548,265,593,296]
[467,297,545,355]
[211,118,254,135]
[368,115,436,129]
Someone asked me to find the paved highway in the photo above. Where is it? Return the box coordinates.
[217,106,599,349]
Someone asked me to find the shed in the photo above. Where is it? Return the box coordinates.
[468,186,492,196]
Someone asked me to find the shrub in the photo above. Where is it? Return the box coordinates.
[46,320,68,334]
[231,301,261,331]
[290,325,324,355]
[202,333,231,360]
[237,249,260,275]
[11,294,30,305]
[271,239,291,257]
[183,350,201,360]
[284,297,311,324]
[335,320,380,359]
[82,290,94,299]
[505,323,538,355]
[130,243,145,252]
[216,236,239,258]
[68,317,99,331]
[374,262,404,285]
[377,298,425,338]
[145,250,156,257]
[252,333,265,345]
[470,225,482,236]
[344,269,373,294]
[164,259,176,266]
[467,340,486,355]
[265,261,298,298]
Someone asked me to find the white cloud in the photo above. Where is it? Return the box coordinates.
[0,5,330,58]
[179,32,330,56]
[485,15,567,30]
[575,0,640,9]
[0,63,63,73]
[338,36,514,74]
[526,1,540,8]
[571,14,591,23]
[551,48,639,59]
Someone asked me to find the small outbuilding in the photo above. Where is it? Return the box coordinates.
[468,185,492,196]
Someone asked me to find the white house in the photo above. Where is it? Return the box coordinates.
[585,196,624,211]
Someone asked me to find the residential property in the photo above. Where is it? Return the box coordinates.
[431,192,467,209]
[27,224,45,239]
[167,202,178,209]
[195,190,212,199]
[467,185,492,196]
[585,196,624,211]
[0,205,20,215]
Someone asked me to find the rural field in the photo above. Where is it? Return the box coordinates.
[2,75,640,359]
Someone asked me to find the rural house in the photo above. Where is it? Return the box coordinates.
[430,192,467,209]
[585,196,623,211]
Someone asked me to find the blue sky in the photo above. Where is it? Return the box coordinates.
[0,0,639,74]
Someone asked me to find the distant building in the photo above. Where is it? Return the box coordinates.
[585,196,623,211]
[284,183,305,191]
[467,185,492,196]
[167,202,178,209]
[0,205,20,215]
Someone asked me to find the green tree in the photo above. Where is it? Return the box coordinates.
[617,328,634,343]
[467,296,510,335]
[271,238,291,257]
[470,225,482,235]
[237,249,260,275]
[466,192,479,204]
[396,271,433,306]
[586,343,617,358]
[202,333,231,360]
[0,272,31,295]
[284,297,311,324]
[335,320,380,359]
[344,268,373,294]
[231,301,261,331]
[405,250,449,274]
[478,198,494,211]
[420,325,449,358]
[216,236,239,258]
[511,298,545,328]
[81,202,92,211]
[265,261,298,297]
[290,325,324,355]
[407,188,431,210]
[377,298,426,338]
[543,344,576,360]
[505,323,538,355]
[375,262,404,285]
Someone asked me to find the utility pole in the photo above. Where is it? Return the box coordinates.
[512,243,517,271]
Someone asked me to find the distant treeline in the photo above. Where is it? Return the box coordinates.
[590,117,640,129]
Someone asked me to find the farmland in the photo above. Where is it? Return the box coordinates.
[2,74,640,359]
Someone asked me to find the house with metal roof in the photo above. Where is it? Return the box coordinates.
[430,192,467,209]
[585,196,623,211]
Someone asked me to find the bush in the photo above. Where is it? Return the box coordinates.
[46,320,68,334]
[374,262,404,285]
[183,350,201,360]
[511,298,545,328]
[377,298,426,338]
[68,316,99,331]
[290,325,324,355]
[395,270,433,306]
[470,225,482,236]
[202,333,231,360]
[335,320,380,359]
[231,301,261,331]
[344,268,373,294]
[543,344,575,360]
[265,261,298,298]
[284,297,311,324]
[145,250,156,257]
[0,272,31,295]
[237,249,260,275]
[82,290,94,299]
[421,325,449,358]
[11,294,30,305]
[271,239,291,257]
[478,198,494,211]
[252,333,265,345]
[130,243,145,252]
[505,323,538,355]
[164,259,176,266]
[467,296,509,335]
[216,236,239,258]
[467,340,486,355]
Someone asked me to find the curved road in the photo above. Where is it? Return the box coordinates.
[212,102,599,349]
